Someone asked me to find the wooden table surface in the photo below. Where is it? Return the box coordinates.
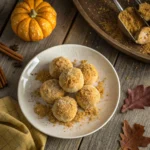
[0,0,150,150]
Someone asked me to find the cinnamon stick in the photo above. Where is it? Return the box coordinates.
[0,80,3,89]
[0,42,23,62]
[0,67,7,88]
[0,67,7,84]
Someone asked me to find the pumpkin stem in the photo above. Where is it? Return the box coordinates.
[30,9,37,18]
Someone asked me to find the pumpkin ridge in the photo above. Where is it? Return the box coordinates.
[16,2,31,11]
[29,19,44,41]
[18,2,31,11]
[28,19,32,41]
[35,18,45,37]
[14,6,30,14]
[37,15,53,29]
[35,2,50,11]
[18,7,29,12]
[38,11,55,16]
[17,18,31,41]
[35,1,43,9]
[35,16,53,37]
[11,13,30,33]
[36,6,56,16]
[33,18,44,37]
[11,13,29,18]
[16,18,30,35]
[24,0,34,9]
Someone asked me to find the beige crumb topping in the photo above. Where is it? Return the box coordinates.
[34,103,48,118]
[81,60,88,64]
[85,107,98,121]
[35,101,99,127]
[79,61,98,85]
[72,59,78,67]
[96,81,104,98]
[54,57,72,68]
[60,68,83,88]
[119,7,145,35]
[35,70,52,83]
[50,57,73,78]
[139,2,150,21]
[49,107,98,127]
[52,97,77,122]
[31,88,41,98]
[33,59,104,128]
[40,79,65,104]
[76,85,100,110]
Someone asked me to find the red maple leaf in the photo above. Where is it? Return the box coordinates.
[121,85,150,113]
[120,120,150,150]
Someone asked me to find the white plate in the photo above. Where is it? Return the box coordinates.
[18,44,120,139]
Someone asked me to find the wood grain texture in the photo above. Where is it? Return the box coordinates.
[45,14,119,150]
[0,0,150,150]
[65,13,150,150]
[0,0,76,98]
[45,137,81,150]
[0,0,81,150]
[64,14,121,149]
[65,14,119,64]
[73,0,150,63]
[78,51,150,150]
[0,0,17,34]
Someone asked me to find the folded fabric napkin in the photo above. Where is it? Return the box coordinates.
[0,97,47,150]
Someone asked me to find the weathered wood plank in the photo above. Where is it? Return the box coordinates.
[45,137,81,150]
[1,0,149,150]
[65,14,119,64]
[0,0,76,98]
[78,55,150,150]
[0,0,17,34]
[64,14,121,149]
[65,13,150,150]
[0,0,82,150]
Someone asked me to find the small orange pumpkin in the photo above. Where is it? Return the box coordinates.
[11,0,57,41]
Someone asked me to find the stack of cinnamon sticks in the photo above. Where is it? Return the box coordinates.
[0,42,23,89]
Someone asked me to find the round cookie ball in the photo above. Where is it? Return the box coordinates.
[40,79,65,104]
[49,57,73,79]
[52,96,77,122]
[76,85,100,110]
[59,68,84,93]
[79,62,98,85]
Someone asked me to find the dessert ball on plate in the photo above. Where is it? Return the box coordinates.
[79,62,98,85]
[52,96,77,122]
[59,68,84,93]
[76,85,100,110]
[40,79,65,104]
[49,57,73,79]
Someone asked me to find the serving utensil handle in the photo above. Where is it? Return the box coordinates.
[113,0,124,12]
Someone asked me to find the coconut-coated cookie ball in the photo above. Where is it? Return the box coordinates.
[59,68,84,93]
[76,85,100,110]
[79,62,98,85]
[49,57,73,79]
[40,79,65,104]
[52,96,77,122]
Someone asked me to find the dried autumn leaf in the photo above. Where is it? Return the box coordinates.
[120,120,150,150]
[121,85,150,113]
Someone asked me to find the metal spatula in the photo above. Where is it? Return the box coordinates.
[113,0,149,42]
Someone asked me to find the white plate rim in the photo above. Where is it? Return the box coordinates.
[18,44,121,139]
